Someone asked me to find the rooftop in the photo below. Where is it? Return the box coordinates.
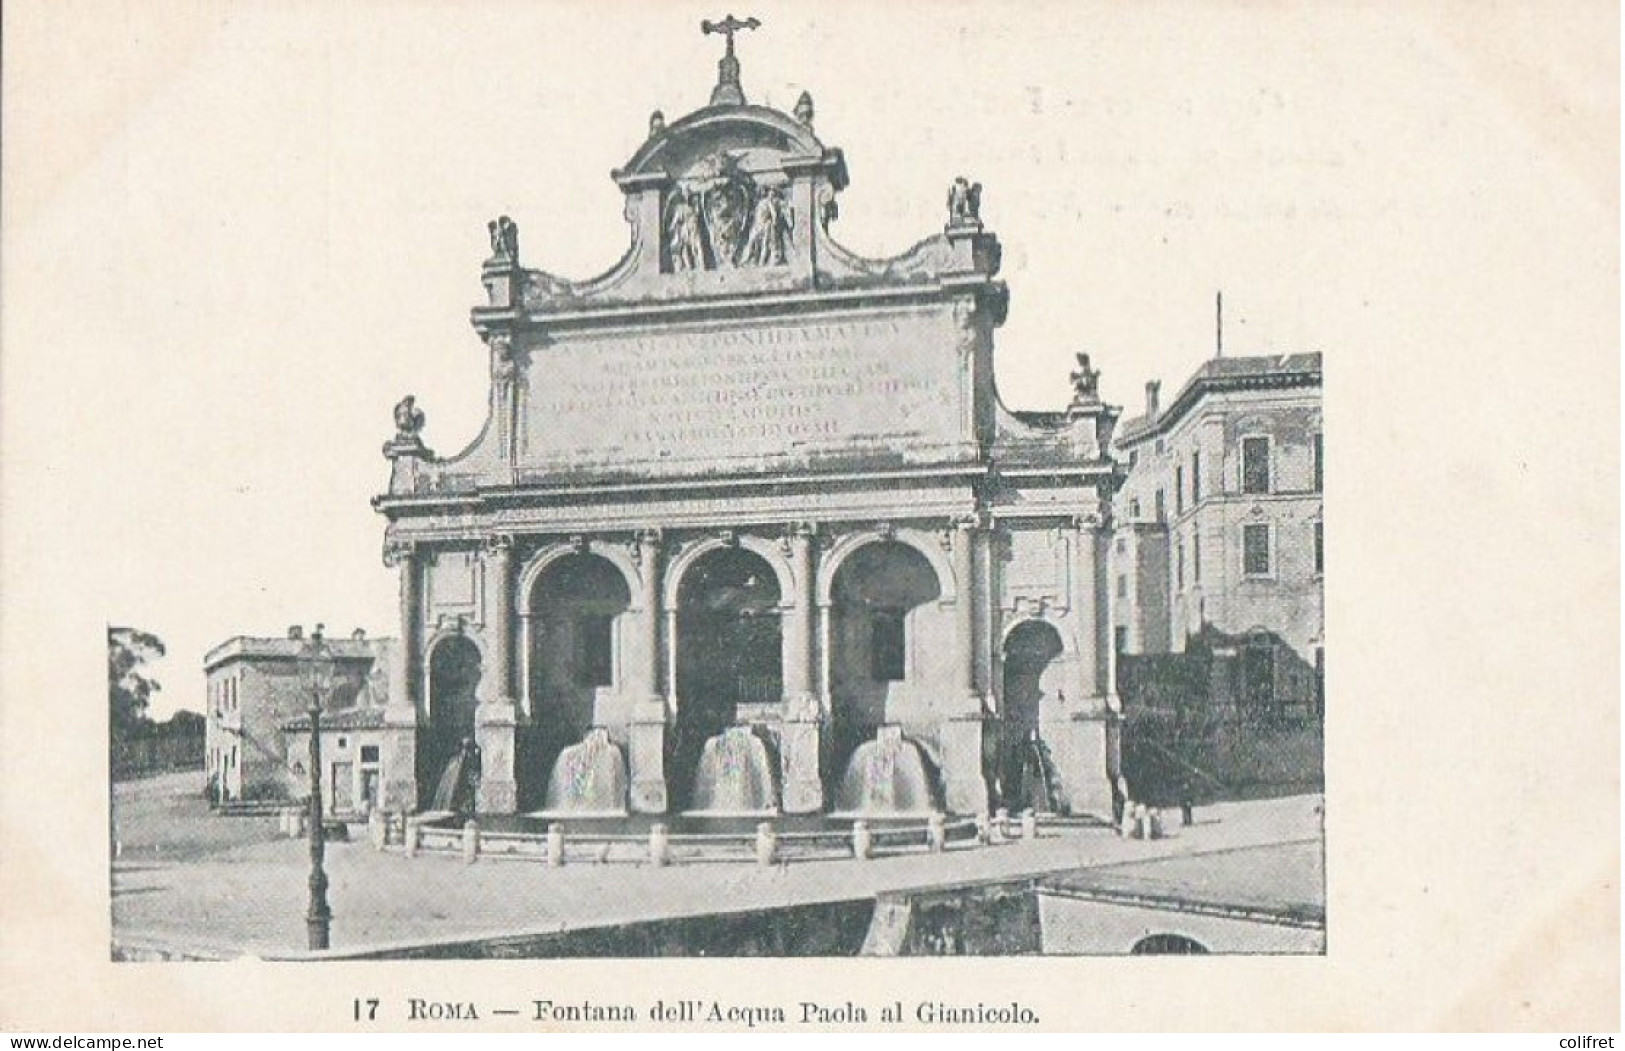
[281,706,388,733]
[1117,352,1322,445]
[204,632,391,672]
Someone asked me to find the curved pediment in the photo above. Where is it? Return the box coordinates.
[471,74,999,321]
[615,104,843,189]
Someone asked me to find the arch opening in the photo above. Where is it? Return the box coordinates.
[520,552,633,811]
[827,541,944,792]
[1130,934,1210,955]
[999,619,1066,812]
[672,546,784,812]
[418,635,482,809]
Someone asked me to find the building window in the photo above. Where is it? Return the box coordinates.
[1114,626,1128,654]
[871,609,907,682]
[360,745,380,763]
[1243,523,1272,576]
[1116,574,1127,599]
[1313,432,1323,492]
[1314,521,1324,574]
[1174,466,1184,515]
[1241,436,1271,494]
[1154,489,1166,522]
[1129,498,1141,519]
[1115,536,1125,554]
[576,614,615,687]
[1191,451,1201,503]
[1193,534,1201,583]
[1175,541,1184,590]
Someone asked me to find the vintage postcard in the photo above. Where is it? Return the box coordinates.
[1,0,1617,1033]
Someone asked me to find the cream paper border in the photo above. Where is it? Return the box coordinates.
[1,0,1618,1033]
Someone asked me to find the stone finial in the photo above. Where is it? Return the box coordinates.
[486,215,519,262]
[1068,352,1101,409]
[648,109,666,137]
[384,395,433,460]
[794,90,814,127]
[392,395,425,442]
[702,14,760,106]
[946,176,982,228]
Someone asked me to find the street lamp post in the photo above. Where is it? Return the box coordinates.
[302,623,335,951]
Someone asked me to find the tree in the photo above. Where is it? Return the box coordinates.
[108,626,166,740]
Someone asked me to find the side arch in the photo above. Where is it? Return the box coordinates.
[421,625,489,719]
[816,528,957,607]
[999,612,1079,657]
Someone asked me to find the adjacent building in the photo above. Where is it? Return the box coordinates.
[1111,354,1324,718]
[203,628,393,806]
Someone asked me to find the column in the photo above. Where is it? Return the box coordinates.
[942,515,990,814]
[1072,516,1101,704]
[629,529,669,814]
[783,523,817,707]
[953,516,979,706]
[484,536,514,702]
[780,522,822,813]
[1063,508,1114,821]
[637,530,662,703]
[476,535,518,814]
[381,540,421,812]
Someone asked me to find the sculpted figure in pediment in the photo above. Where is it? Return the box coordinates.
[741,184,792,267]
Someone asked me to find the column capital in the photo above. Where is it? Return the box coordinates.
[482,532,515,558]
[382,539,418,568]
[781,521,817,558]
[631,528,664,567]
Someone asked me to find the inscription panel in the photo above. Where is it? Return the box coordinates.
[520,309,968,476]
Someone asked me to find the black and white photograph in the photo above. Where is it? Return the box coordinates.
[3,0,1617,1034]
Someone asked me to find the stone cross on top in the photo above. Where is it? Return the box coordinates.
[702,14,760,106]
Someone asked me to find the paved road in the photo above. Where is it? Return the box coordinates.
[111,781,1323,958]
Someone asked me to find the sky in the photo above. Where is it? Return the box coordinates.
[4,0,1615,719]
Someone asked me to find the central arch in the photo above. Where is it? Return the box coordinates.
[671,545,784,811]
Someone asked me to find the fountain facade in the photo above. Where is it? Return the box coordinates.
[373,49,1123,824]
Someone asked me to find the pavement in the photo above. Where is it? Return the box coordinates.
[111,772,1324,958]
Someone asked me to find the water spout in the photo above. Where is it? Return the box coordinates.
[428,738,479,813]
[833,725,941,816]
[687,726,778,815]
[539,728,629,817]
[1013,733,1059,814]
